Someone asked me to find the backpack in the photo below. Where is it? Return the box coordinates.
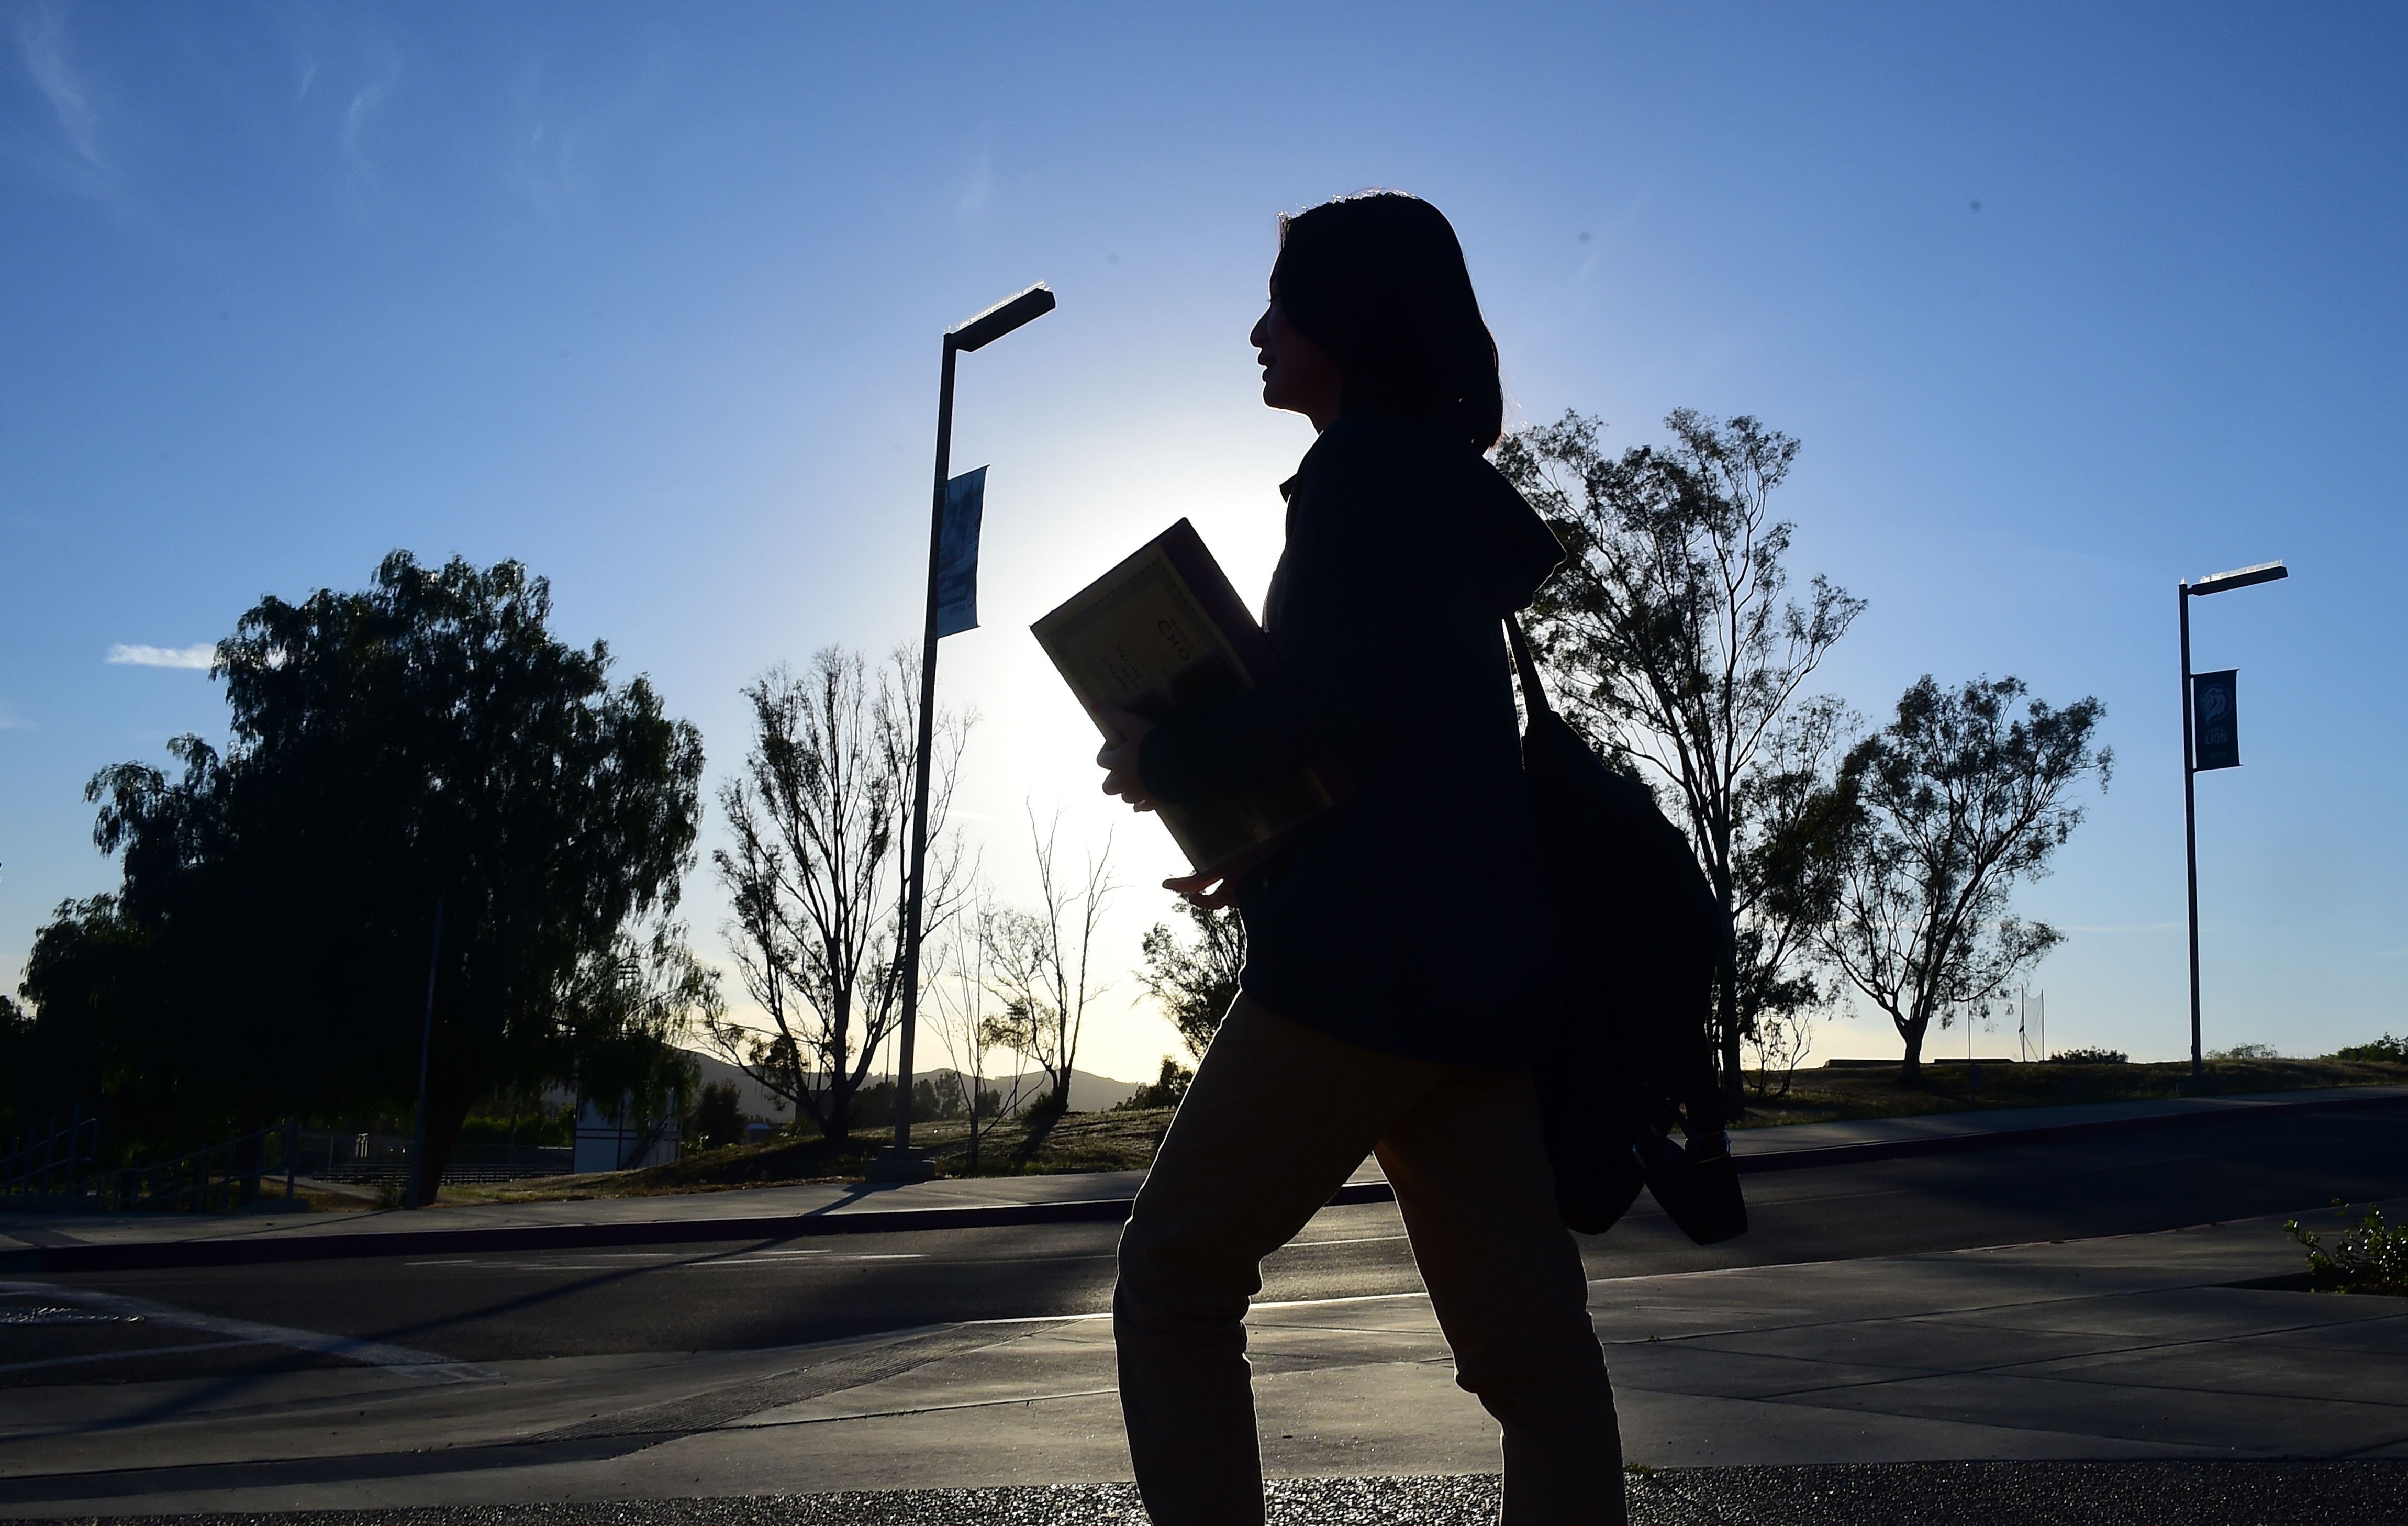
[1507,616,1748,1244]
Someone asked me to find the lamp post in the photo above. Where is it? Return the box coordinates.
[874,283,1055,1183]
[2179,560,2286,1080]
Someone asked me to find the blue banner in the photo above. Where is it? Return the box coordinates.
[2192,668,2239,771]
[935,466,985,639]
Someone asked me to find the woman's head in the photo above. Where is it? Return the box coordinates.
[1256,192,1502,453]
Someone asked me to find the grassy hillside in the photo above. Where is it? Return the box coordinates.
[1732,1054,2408,1128]
[441,1104,1181,1202]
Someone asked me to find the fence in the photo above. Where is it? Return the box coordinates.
[307,1143,572,1185]
[299,1127,572,1185]
[6,1118,585,1209]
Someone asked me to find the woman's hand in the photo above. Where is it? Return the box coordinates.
[1163,868,1237,910]
[1095,702,1161,813]
[1097,705,1236,909]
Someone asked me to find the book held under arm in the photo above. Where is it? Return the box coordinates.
[1032,519,1338,877]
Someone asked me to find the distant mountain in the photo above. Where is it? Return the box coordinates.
[681,1049,1142,1119]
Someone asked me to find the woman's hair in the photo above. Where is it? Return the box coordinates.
[1272,192,1503,453]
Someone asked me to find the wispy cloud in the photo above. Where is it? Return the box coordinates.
[500,48,665,222]
[106,642,219,670]
[5,2,117,205]
[333,66,399,217]
[956,126,995,222]
[294,15,404,220]
[343,77,389,161]
[0,702,31,729]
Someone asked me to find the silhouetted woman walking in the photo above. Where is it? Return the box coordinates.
[1095,192,1624,1525]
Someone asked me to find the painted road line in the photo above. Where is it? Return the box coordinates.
[0,1283,499,1386]
[0,1340,268,1377]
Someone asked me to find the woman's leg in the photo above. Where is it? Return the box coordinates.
[1116,996,1451,1526]
[1377,1066,1625,1526]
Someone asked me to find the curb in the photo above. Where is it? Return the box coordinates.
[8,1090,2402,1276]
[1729,1086,2408,1173]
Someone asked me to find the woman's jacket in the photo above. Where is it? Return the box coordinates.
[1138,413,1566,1064]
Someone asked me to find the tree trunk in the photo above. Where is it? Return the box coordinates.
[413,1090,474,1208]
[783,1055,824,1140]
[1898,1014,1927,1084]
[1716,912,1747,1120]
[239,1124,265,1206]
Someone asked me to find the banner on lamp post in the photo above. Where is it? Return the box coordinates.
[935,466,986,639]
[2192,668,2239,771]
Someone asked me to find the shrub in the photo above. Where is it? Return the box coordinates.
[853,1075,976,1128]
[1116,1056,1194,1111]
[687,1081,745,1151]
[2286,1203,2408,1296]
[2049,1046,2127,1064]
[2209,1042,2280,1060]
[2331,1034,2408,1065]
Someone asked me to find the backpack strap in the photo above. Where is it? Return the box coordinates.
[1504,614,1553,720]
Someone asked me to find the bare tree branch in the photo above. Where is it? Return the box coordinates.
[705,647,970,1142]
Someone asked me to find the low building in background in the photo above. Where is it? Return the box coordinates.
[573,1100,679,1174]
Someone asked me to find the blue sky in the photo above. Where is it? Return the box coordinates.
[4,2,2402,1081]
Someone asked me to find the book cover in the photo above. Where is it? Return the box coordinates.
[1031,519,1337,876]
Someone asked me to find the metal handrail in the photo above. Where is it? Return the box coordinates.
[1,1110,97,1195]
[106,1117,300,1213]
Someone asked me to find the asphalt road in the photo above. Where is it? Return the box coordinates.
[7,1106,2405,1389]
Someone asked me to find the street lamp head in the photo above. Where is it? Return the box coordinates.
[2187,560,2288,597]
[949,283,1055,352]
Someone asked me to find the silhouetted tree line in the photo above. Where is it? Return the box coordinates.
[849,1072,1002,1130]
[10,404,2120,1184]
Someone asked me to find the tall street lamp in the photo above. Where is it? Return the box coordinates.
[2179,559,2287,1080]
[873,282,1055,1184]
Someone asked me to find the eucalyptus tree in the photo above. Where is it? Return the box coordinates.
[1814,675,2111,1078]
[1499,410,1863,1112]
[1138,899,1246,1063]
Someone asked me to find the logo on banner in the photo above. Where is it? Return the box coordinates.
[2192,669,2239,771]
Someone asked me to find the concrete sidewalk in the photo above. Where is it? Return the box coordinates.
[6,1086,2402,1275]
[1,1201,2399,1516]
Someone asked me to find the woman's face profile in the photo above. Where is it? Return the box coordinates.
[1250,296,1343,431]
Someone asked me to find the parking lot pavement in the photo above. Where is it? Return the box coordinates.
[2,1202,2400,1517]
